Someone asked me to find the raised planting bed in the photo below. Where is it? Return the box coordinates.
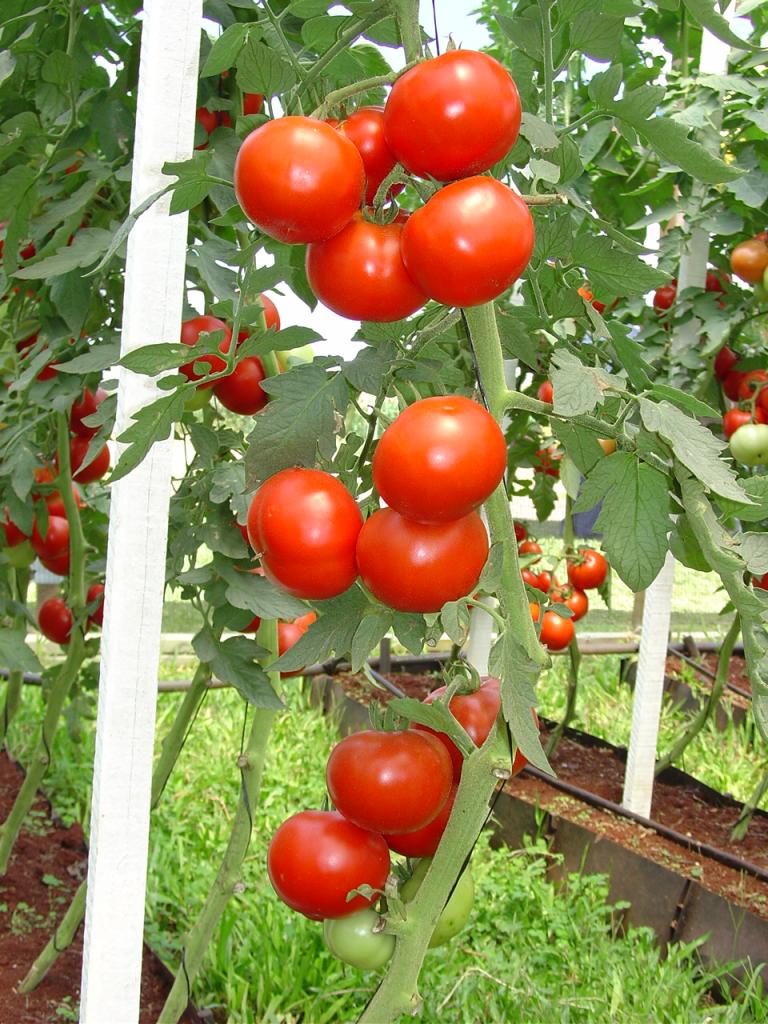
[310,670,768,986]
[0,752,200,1024]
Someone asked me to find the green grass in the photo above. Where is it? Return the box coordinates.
[6,677,767,1024]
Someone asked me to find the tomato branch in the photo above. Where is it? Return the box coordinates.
[0,567,30,748]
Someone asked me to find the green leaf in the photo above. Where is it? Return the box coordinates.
[270,587,370,672]
[53,342,120,375]
[726,168,768,210]
[388,697,475,756]
[639,399,749,503]
[717,476,768,523]
[120,337,224,375]
[392,612,426,654]
[669,515,710,572]
[236,37,297,96]
[440,600,471,644]
[738,534,768,576]
[41,50,78,88]
[218,562,310,619]
[682,0,754,50]
[192,630,282,708]
[0,629,41,673]
[608,326,654,391]
[496,309,542,370]
[0,51,16,87]
[551,349,623,417]
[244,363,350,487]
[50,270,91,336]
[648,384,720,420]
[201,23,249,76]
[520,112,559,151]
[14,228,113,279]
[479,543,504,594]
[553,421,604,475]
[588,64,623,106]
[350,611,392,671]
[493,631,551,773]
[571,234,668,296]
[113,391,187,483]
[570,12,624,61]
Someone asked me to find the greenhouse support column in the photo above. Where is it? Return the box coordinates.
[622,551,675,816]
[79,2,202,1023]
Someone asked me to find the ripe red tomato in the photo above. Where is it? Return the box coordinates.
[247,468,362,600]
[737,370,768,401]
[179,315,232,384]
[534,570,557,594]
[521,568,540,589]
[552,586,588,621]
[243,92,264,116]
[417,676,500,781]
[338,107,400,206]
[514,521,527,543]
[70,387,107,438]
[70,438,111,484]
[278,611,317,678]
[372,396,506,523]
[213,356,268,414]
[705,269,729,293]
[722,370,746,402]
[530,603,574,651]
[537,380,553,404]
[195,106,218,146]
[327,729,452,834]
[714,346,738,380]
[518,539,542,562]
[2,512,28,547]
[567,548,608,590]
[385,783,456,857]
[306,214,426,322]
[753,572,768,591]
[43,483,84,519]
[234,117,365,244]
[38,597,73,645]
[383,50,521,181]
[757,387,768,419]
[723,408,752,439]
[730,237,768,283]
[259,294,280,331]
[41,552,69,576]
[31,515,69,562]
[87,583,105,627]
[653,285,676,311]
[356,508,488,613]
[401,177,534,307]
[267,810,390,920]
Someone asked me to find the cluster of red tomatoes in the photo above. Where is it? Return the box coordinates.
[194,92,264,149]
[233,50,534,319]
[517,523,609,652]
[268,673,523,968]
[245,396,506,615]
[715,345,768,468]
[652,267,728,315]
[179,293,280,415]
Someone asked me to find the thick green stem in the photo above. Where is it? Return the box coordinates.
[1,567,30,747]
[546,640,581,757]
[0,416,88,875]
[655,615,740,776]
[18,879,86,993]
[731,767,768,843]
[158,621,279,1024]
[293,4,389,104]
[392,0,422,63]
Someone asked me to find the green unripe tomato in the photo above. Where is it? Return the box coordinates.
[400,857,474,948]
[323,909,395,970]
[729,423,768,467]
[184,386,213,412]
[4,539,36,569]
[276,345,314,372]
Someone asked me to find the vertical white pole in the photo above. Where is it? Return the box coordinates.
[621,13,732,817]
[79,2,201,1022]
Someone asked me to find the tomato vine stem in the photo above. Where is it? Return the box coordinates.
[0,567,29,748]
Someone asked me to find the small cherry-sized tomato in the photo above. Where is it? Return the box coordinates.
[534,570,557,594]
[31,515,69,562]
[552,586,589,621]
[38,597,73,645]
[70,387,107,438]
[3,511,28,547]
[42,482,84,519]
[534,447,561,477]
[722,370,746,402]
[723,409,752,439]
[179,315,232,384]
[195,106,218,149]
[247,468,362,600]
[259,294,280,331]
[234,117,365,244]
[737,370,768,402]
[306,214,426,322]
[385,784,457,858]
[70,438,111,484]
[327,729,453,834]
[267,810,390,920]
[323,909,395,971]
[86,583,105,627]
[416,677,500,781]
[598,438,617,455]
[753,572,768,591]
[372,396,506,523]
[567,548,608,591]
[653,285,676,311]
[714,346,738,381]
[521,568,540,590]
[705,269,729,294]
[277,611,317,678]
[729,423,768,466]
[400,857,474,948]
[514,520,528,543]
[338,107,400,206]
[213,356,268,415]
[243,92,264,116]
[537,380,553,404]
[356,508,489,613]
[730,237,768,284]
[401,177,534,307]
[531,603,575,651]
[383,50,521,182]
[518,539,542,563]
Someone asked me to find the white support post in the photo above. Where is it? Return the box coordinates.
[621,14,733,817]
[464,603,494,675]
[79,3,202,1022]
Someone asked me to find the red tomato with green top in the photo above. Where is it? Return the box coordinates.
[38,597,73,645]
[722,370,746,402]
[306,214,426,322]
[401,177,534,307]
[531,602,575,651]
[552,585,588,621]
[383,50,521,182]
[372,396,506,523]
[653,285,676,311]
[326,729,452,834]
[737,370,768,402]
[416,676,500,781]
[518,539,542,562]
[356,508,488,613]
[567,548,608,591]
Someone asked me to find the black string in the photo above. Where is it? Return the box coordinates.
[181,946,192,1004]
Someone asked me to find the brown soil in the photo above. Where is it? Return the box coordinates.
[337,670,438,707]
[0,752,197,1024]
[666,651,752,699]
